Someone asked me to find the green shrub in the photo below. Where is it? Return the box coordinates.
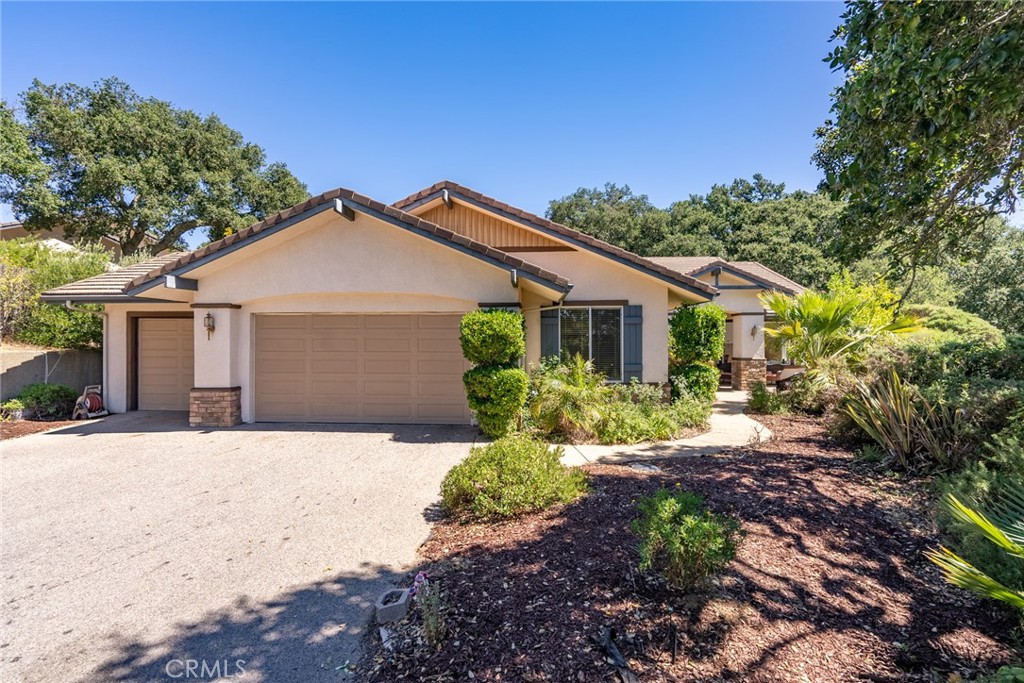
[458,309,525,366]
[669,304,727,365]
[632,488,740,591]
[16,383,78,419]
[0,238,108,348]
[903,304,1005,346]
[747,381,786,414]
[440,436,587,521]
[596,389,710,445]
[0,398,26,420]
[463,365,529,437]
[670,363,719,403]
[529,354,610,441]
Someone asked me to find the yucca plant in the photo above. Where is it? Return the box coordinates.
[529,354,611,441]
[927,488,1024,612]
[761,289,918,383]
[845,371,966,473]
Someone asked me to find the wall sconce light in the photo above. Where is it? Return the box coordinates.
[204,312,216,340]
[750,324,760,339]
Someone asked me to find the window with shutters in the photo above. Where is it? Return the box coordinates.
[558,307,623,381]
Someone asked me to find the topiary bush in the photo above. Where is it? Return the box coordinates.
[440,435,587,521]
[632,488,741,591]
[670,363,719,403]
[16,383,78,419]
[460,309,529,438]
[670,304,727,365]
[463,365,529,437]
[459,309,526,366]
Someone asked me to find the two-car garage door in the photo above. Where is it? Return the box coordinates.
[254,314,470,424]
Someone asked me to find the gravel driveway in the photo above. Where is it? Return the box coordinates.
[0,412,476,683]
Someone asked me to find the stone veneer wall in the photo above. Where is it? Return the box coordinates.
[189,387,241,427]
[731,359,767,391]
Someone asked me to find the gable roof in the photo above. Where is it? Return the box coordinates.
[648,256,805,295]
[43,188,573,302]
[394,181,717,299]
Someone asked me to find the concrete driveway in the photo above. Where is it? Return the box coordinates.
[0,412,477,683]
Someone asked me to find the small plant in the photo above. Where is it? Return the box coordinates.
[529,354,610,441]
[671,363,719,403]
[440,435,587,521]
[16,383,78,419]
[412,572,446,649]
[1,398,26,421]
[632,488,741,591]
[747,381,785,414]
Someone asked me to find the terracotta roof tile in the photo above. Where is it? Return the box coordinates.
[40,253,186,299]
[393,181,717,297]
[647,256,805,295]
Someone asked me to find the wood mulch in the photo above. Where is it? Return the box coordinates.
[1,419,79,440]
[364,416,1020,682]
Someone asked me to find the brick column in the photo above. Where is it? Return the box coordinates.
[189,387,241,427]
[731,359,767,390]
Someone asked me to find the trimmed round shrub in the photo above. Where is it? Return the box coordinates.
[671,363,719,403]
[459,309,526,366]
[17,383,78,419]
[904,304,1004,346]
[440,435,587,521]
[670,304,727,365]
[463,365,529,437]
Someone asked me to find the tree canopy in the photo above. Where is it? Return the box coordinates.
[815,0,1024,270]
[0,78,310,255]
[547,176,844,289]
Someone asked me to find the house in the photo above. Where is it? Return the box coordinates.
[1,220,159,260]
[41,181,804,427]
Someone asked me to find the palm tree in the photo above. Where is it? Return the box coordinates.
[761,290,918,382]
[926,488,1024,611]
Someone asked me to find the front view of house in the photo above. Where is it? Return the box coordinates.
[43,181,803,427]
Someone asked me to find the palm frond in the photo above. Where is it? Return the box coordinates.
[926,546,1024,611]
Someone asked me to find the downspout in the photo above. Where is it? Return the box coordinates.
[65,301,108,408]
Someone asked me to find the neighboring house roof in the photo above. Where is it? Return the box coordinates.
[394,180,717,299]
[41,253,186,302]
[648,256,805,295]
[43,188,572,302]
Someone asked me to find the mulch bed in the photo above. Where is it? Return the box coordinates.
[363,416,1019,682]
[0,419,78,440]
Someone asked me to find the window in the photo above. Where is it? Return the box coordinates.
[558,307,622,381]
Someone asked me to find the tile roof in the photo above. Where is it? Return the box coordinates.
[647,256,805,295]
[43,188,572,301]
[394,181,718,298]
[40,253,186,300]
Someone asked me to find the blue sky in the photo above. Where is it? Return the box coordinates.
[2,1,845,245]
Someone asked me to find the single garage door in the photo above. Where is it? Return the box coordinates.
[254,314,471,424]
[138,318,194,410]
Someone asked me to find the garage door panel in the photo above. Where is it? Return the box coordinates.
[255,314,471,423]
[138,318,194,411]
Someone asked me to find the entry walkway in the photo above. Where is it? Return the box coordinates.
[559,389,770,466]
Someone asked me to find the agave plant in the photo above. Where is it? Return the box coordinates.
[761,289,918,383]
[927,488,1024,612]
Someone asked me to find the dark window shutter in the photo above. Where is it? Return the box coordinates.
[623,304,643,381]
[540,309,559,358]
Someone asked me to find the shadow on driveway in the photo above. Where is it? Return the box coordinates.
[46,411,481,444]
[87,563,402,683]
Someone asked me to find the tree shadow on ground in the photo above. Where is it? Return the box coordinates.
[367,419,1018,682]
[86,562,404,683]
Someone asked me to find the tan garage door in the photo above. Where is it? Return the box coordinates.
[254,314,471,424]
[138,318,194,410]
